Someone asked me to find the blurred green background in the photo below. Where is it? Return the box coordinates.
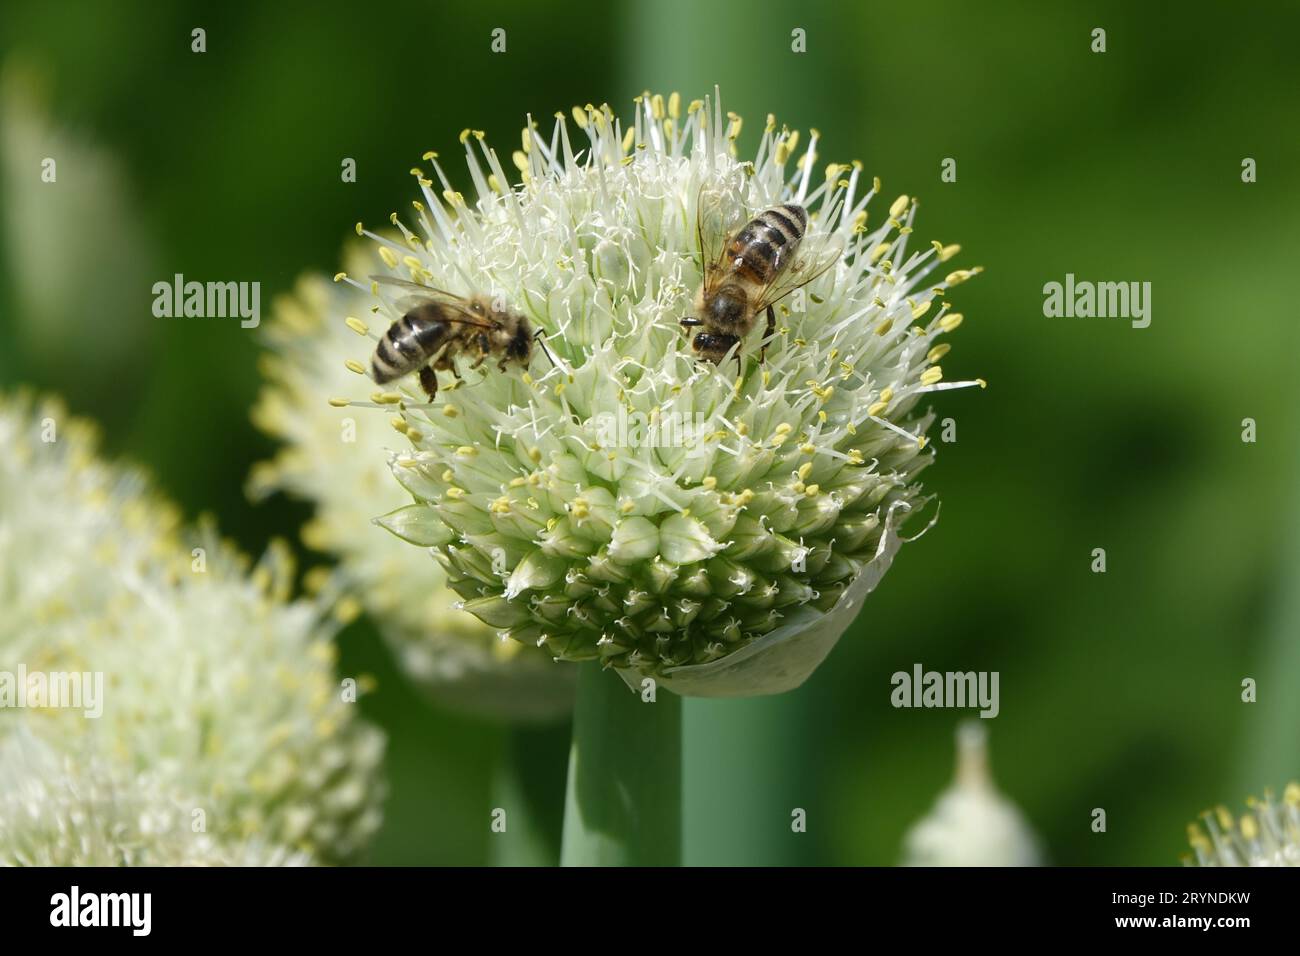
[2,0,1297,865]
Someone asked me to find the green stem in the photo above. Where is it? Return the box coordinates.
[489,723,570,867]
[560,663,682,866]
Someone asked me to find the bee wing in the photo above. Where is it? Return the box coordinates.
[752,233,844,313]
[694,182,747,292]
[368,275,498,329]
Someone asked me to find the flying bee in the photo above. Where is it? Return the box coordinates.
[368,276,542,401]
[680,188,841,368]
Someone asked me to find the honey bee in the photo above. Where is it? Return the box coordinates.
[368,276,538,401]
[681,188,840,367]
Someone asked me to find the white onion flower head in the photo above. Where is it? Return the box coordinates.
[902,722,1042,866]
[339,91,983,696]
[0,391,384,864]
[251,265,574,720]
[1186,784,1300,866]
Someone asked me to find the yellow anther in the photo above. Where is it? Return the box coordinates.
[701,476,718,490]
[805,484,820,497]
[444,487,466,500]
[345,317,369,336]
[875,318,893,336]
[911,300,932,320]
[422,150,437,161]
[927,343,951,363]
[528,446,542,463]
[939,312,964,332]
[328,398,350,408]
[571,105,588,127]
[371,391,403,405]
[334,596,363,625]
[512,150,528,173]
[797,462,814,480]
[391,417,408,435]
[490,496,512,514]
[867,401,887,417]
[668,91,681,119]
[1240,813,1259,841]
[920,367,943,386]
[456,446,477,458]
[889,194,909,218]
[619,499,635,514]
[870,242,890,263]
[442,404,459,418]
[354,222,365,237]
[344,360,366,375]
[333,272,347,282]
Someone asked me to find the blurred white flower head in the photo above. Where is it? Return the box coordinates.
[902,722,1042,866]
[336,90,982,697]
[1186,784,1300,866]
[0,731,308,866]
[251,266,575,720]
[0,391,384,865]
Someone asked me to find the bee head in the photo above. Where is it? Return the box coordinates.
[506,320,533,362]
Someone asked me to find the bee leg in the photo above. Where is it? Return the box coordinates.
[760,305,776,363]
[679,317,703,328]
[417,365,439,401]
[533,329,558,367]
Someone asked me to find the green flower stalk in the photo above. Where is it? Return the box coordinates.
[1186,784,1300,866]
[901,722,1042,867]
[0,391,384,865]
[251,263,574,721]
[338,90,983,698]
